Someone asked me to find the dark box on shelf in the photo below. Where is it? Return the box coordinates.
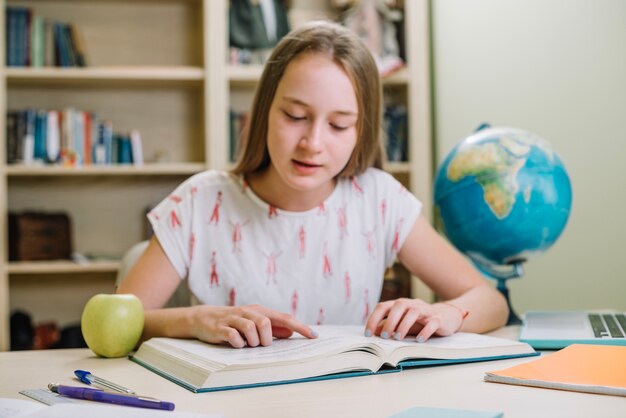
[8,212,72,261]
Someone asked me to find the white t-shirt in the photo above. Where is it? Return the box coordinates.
[149,168,422,325]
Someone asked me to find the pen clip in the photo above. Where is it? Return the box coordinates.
[74,370,92,385]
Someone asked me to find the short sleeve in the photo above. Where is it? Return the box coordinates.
[378,171,422,266]
[148,177,196,280]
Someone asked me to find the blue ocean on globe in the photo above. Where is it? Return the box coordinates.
[434,126,572,276]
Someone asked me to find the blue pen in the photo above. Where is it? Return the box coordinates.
[74,369,135,394]
[48,383,175,411]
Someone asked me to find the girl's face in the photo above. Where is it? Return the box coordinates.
[264,52,359,204]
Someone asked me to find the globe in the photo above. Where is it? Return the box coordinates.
[433,125,573,323]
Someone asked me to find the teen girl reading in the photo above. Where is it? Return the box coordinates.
[117,21,508,348]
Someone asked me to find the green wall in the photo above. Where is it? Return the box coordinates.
[431,0,626,312]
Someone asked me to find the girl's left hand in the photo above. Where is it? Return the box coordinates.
[364,298,465,342]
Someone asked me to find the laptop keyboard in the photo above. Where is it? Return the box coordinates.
[588,313,626,338]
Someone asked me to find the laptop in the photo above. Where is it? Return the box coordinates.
[519,311,626,349]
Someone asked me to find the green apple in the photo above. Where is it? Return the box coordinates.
[81,293,144,358]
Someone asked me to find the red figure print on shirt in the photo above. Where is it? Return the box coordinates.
[264,250,282,285]
[322,241,333,278]
[150,211,160,221]
[189,233,196,262]
[350,176,364,197]
[228,287,236,306]
[363,289,370,322]
[170,210,182,230]
[380,198,387,225]
[363,227,377,260]
[337,205,348,239]
[229,219,249,253]
[344,271,351,304]
[210,251,219,288]
[317,308,325,325]
[169,194,182,204]
[298,225,306,259]
[391,218,405,254]
[268,205,278,219]
[191,186,198,195]
[317,202,327,216]
[291,290,298,317]
[209,191,223,225]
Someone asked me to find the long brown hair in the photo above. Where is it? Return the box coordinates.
[231,20,383,178]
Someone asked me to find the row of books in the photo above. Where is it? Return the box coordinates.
[6,109,143,166]
[5,6,87,67]
[229,110,249,163]
[384,104,408,162]
[228,47,272,66]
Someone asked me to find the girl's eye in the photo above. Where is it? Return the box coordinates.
[284,111,305,121]
[330,123,348,131]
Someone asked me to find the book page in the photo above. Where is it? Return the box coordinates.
[345,331,533,365]
[17,403,222,418]
[150,326,375,367]
[339,330,529,359]
[0,398,45,418]
[142,326,530,369]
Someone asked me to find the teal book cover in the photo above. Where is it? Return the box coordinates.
[131,326,537,393]
[389,407,503,418]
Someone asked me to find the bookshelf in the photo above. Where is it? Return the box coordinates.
[0,0,433,351]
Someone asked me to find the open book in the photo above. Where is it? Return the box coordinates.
[131,326,536,393]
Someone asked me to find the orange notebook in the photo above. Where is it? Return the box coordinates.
[484,344,626,397]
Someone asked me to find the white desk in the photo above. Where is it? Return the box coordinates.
[0,327,623,418]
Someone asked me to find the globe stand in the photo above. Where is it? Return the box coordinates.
[472,259,524,326]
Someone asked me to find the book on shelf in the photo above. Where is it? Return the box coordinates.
[30,14,44,67]
[5,7,29,67]
[21,108,36,165]
[228,109,248,163]
[484,343,626,397]
[43,19,55,67]
[131,325,537,393]
[6,109,144,167]
[5,5,86,67]
[116,135,133,165]
[130,129,144,166]
[384,103,408,162]
[46,110,60,163]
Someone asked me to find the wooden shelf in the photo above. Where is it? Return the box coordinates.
[6,66,205,86]
[8,260,121,275]
[0,0,433,352]
[228,65,409,87]
[5,163,206,177]
[382,67,409,85]
[228,65,263,87]
[384,162,411,173]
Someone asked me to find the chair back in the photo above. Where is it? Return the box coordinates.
[115,241,191,308]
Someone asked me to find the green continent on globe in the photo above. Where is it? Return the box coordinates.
[434,126,572,272]
[447,140,528,219]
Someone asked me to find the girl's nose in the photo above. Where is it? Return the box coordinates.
[299,122,323,151]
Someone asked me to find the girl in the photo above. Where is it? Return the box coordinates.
[117,21,508,348]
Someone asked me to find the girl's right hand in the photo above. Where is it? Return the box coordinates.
[190,304,317,348]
